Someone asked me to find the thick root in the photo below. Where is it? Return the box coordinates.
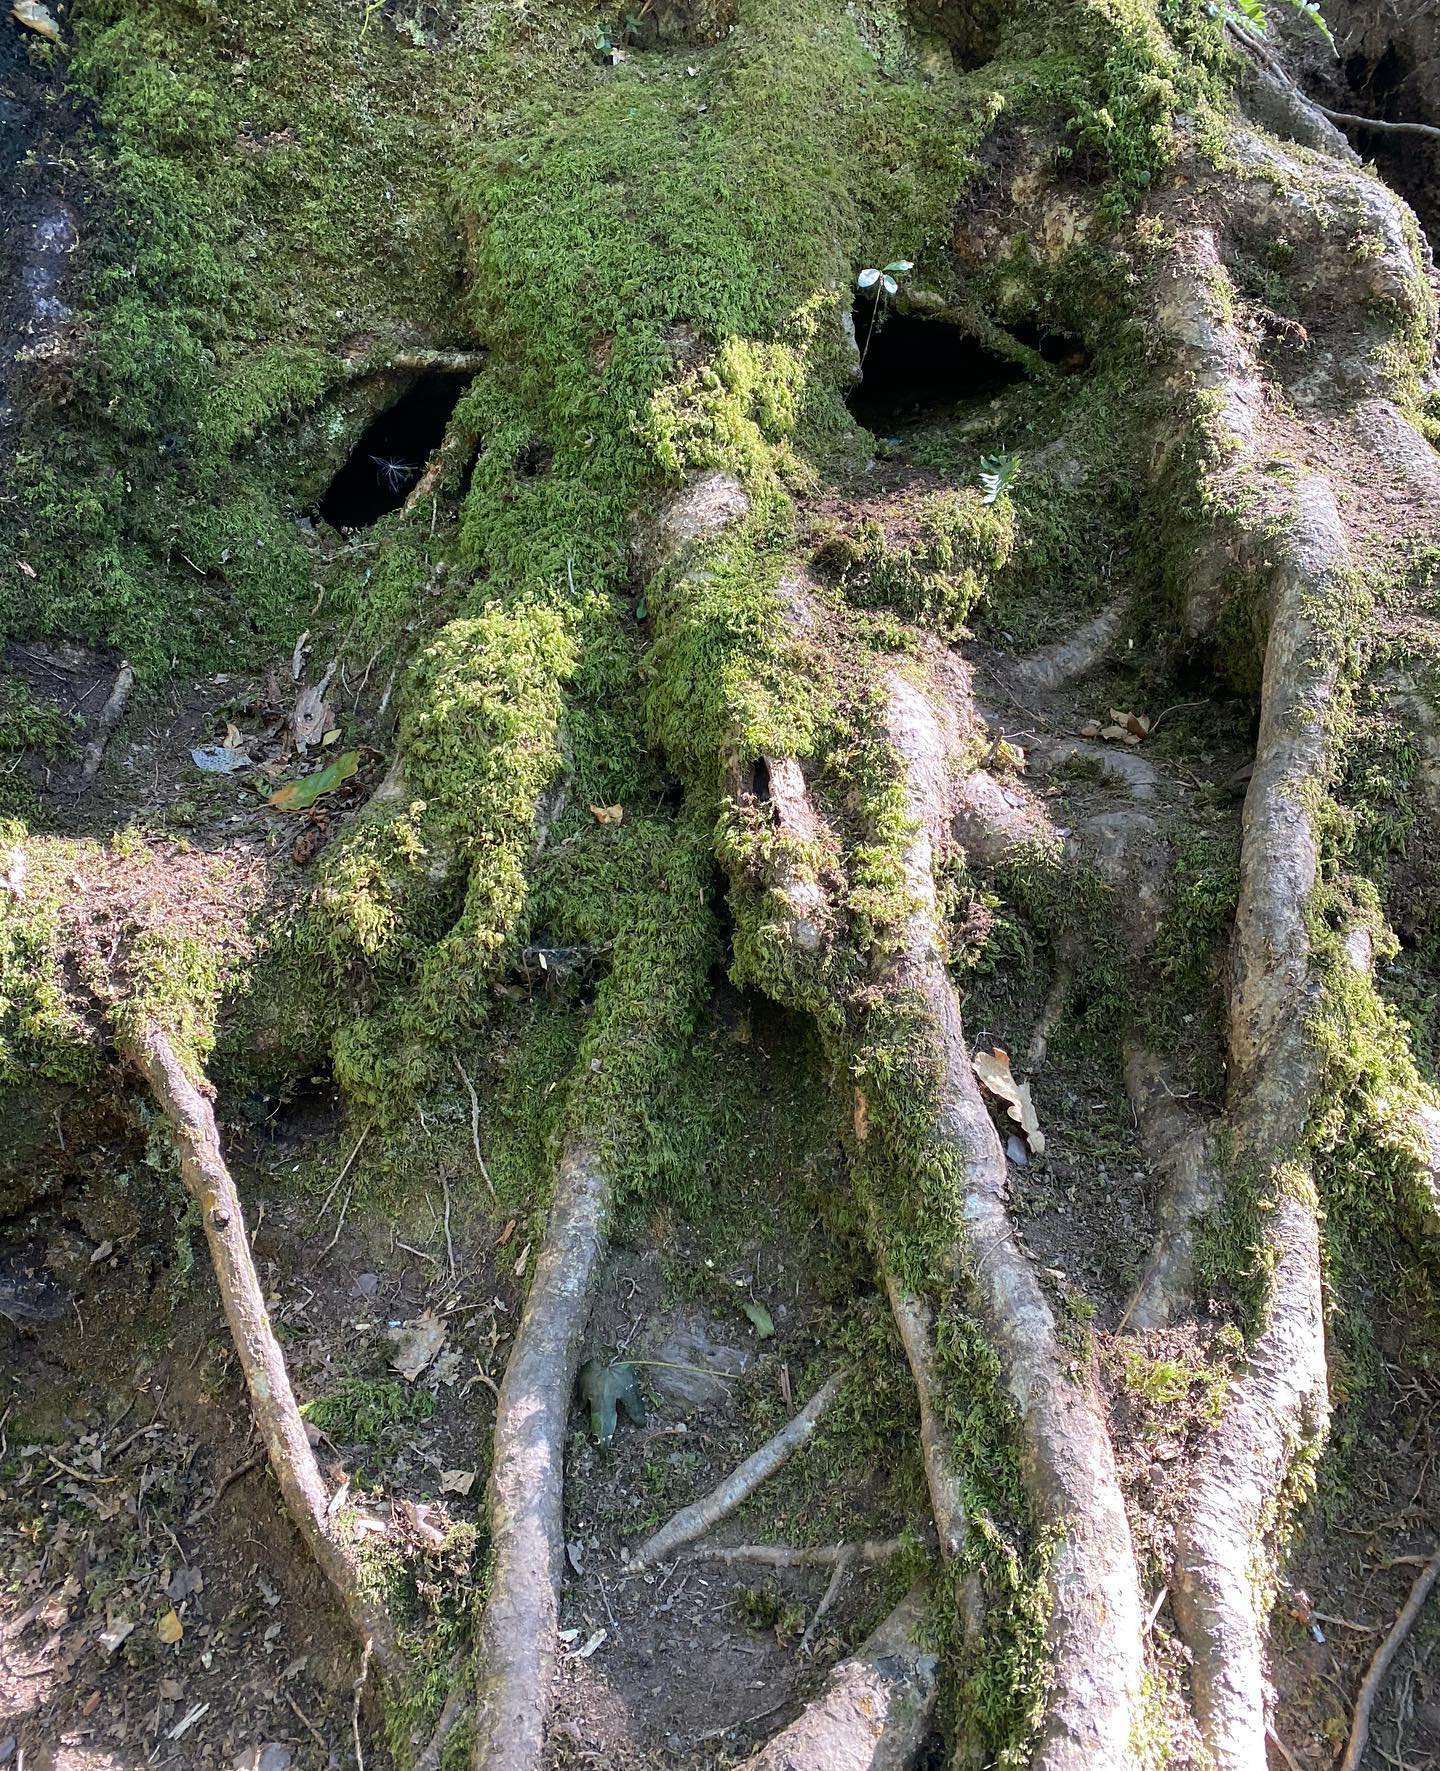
[1121,1045,1221,1333]
[737,1589,939,1771]
[471,1139,607,1771]
[873,675,1146,1771]
[118,1021,396,1666]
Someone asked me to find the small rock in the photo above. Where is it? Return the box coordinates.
[1005,1135,1028,1167]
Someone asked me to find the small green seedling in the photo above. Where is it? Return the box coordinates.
[979,451,1021,504]
[856,260,913,370]
[1209,0,1334,50]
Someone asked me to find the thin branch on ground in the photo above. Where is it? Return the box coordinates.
[628,1369,847,1570]
[117,1019,395,1667]
[797,1548,853,1657]
[1338,1546,1440,1771]
[351,1637,372,1771]
[1311,104,1440,143]
[454,1056,495,1196]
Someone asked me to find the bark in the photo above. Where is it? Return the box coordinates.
[471,1139,607,1771]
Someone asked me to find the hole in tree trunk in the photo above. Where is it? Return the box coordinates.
[847,305,1025,434]
[318,372,470,529]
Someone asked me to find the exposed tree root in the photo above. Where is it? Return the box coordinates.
[628,1368,848,1570]
[471,1139,607,1771]
[1171,480,1346,1769]
[872,674,1146,1770]
[1338,1545,1440,1771]
[686,1538,914,1568]
[79,657,133,784]
[1121,1045,1221,1332]
[737,1589,939,1771]
[1011,603,1122,692]
[882,1278,969,1562]
[116,1020,396,1666]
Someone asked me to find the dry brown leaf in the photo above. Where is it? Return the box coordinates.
[973,1046,1046,1156]
[495,1218,516,1248]
[390,1311,447,1383]
[439,1468,476,1496]
[156,1608,183,1645]
[589,804,623,825]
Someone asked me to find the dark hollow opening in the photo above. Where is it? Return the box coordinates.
[1004,319,1091,371]
[847,305,1026,433]
[1340,42,1440,251]
[318,372,469,529]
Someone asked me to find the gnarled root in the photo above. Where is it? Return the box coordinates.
[737,1588,939,1771]
[117,1020,396,1666]
[471,1139,608,1771]
[1171,479,1345,1767]
[1121,1045,1221,1332]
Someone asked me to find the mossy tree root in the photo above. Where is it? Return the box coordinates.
[470,1138,607,1771]
[1171,480,1348,1770]
[117,1020,397,1667]
[870,675,1146,1771]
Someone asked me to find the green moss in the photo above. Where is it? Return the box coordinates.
[112,928,223,1072]
[302,1376,436,1443]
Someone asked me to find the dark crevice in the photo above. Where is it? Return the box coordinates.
[318,372,469,529]
[1333,33,1439,251]
[751,756,772,804]
[847,304,1026,433]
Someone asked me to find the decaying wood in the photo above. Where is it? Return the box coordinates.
[117,1020,395,1666]
[629,1369,848,1570]
[471,1138,608,1771]
[79,658,133,783]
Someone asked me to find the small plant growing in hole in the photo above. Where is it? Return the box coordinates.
[855,260,913,370]
[978,451,1021,504]
[1210,0,1334,50]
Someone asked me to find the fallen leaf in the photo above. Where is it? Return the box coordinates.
[267,750,358,812]
[89,1240,114,1265]
[589,804,623,825]
[389,1311,447,1382]
[514,1242,531,1278]
[570,1627,607,1659]
[439,1468,476,1496]
[741,1299,775,1339]
[16,559,37,578]
[578,1360,647,1445]
[12,0,61,41]
[495,1219,516,1248]
[98,1618,135,1653]
[1101,708,1151,745]
[82,1690,101,1717]
[156,1608,183,1645]
[973,1047,1046,1156]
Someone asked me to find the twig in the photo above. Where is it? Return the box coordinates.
[685,1537,912,1568]
[453,1056,494,1196]
[187,1448,266,1524]
[1145,1586,1169,1632]
[352,1637,372,1771]
[797,1547,853,1656]
[439,1170,456,1281]
[320,1184,356,1260]
[629,1369,848,1569]
[79,659,134,783]
[285,1693,328,1753]
[1266,1722,1303,1771]
[1311,103,1440,143]
[1339,1546,1440,1771]
[313,1125,371,1230]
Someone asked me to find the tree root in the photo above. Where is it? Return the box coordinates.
[471,1139,607,1771]
[686,1538,913,1568]
[1011,603,1121,692]
[116,1020,396,1666]
[1171,479,1345,1769]
[79,657,133,784]
[1121,1045,1221,1332]
[1338,1545,1440,1771]
[882,1279,968,1562]
[736,1588,939,1771]
[872,674,1145,1770]
[628,1368,848,1570]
